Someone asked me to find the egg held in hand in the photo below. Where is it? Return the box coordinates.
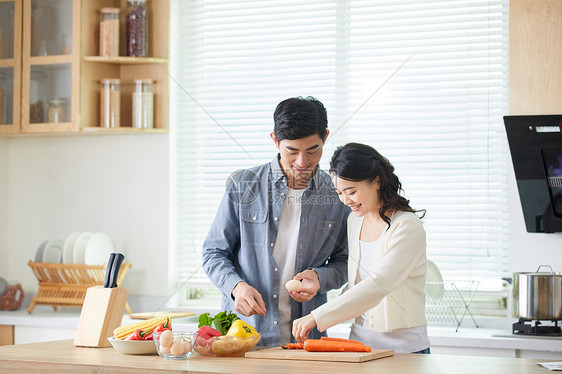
[285,279,302,292]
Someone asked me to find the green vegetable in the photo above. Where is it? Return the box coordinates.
[198,311,239,335]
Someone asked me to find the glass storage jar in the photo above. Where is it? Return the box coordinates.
[126,0,147,57]
[0,73,6,124]
[48,98,68,123]
[132,78,153,129]
[100,78,120,128]
[99,7,120,57]
[30,69,47,123]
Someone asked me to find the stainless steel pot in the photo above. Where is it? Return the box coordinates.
[512,265,562,319]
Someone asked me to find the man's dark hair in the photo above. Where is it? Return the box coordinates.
[273,96,328,142]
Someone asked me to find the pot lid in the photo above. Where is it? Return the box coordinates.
[514,265,560,276]
[0,277,7,297]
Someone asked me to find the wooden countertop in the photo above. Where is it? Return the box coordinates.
[0,339,552,374]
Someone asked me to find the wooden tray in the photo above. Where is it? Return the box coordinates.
[245,347,394,363]
[27,260,131,314]
[129,311,196,320]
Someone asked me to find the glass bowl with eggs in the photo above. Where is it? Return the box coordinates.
[153,330,198,359]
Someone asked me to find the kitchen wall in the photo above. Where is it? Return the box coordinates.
[508,166,562,273]
[0,138,8,278]
[2,135,169,297]
[508,0,562,273]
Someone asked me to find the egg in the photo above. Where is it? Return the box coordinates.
[184,341,192,353]
[159,344,171,354]
[170,341,185,356]
[159,329,175,348]
[285,279,302,292]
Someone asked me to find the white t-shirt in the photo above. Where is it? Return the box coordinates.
[353,239,430,353]
[273,188,305,344]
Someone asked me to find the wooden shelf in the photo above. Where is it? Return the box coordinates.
[0,59,16,68]
[29,55,73,65]
[81,127,168,134]
[83,56,169,65]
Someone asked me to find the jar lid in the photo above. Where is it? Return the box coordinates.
[134,78,153,84]
[49,98,67,105]
[100,78,120,84]
[100,7,120,14]
[0,277,7,297]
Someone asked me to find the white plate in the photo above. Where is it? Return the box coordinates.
[42,239,64,263]
[62,232,81,264]
[34,240,48,262]
[108,337,157,355]
[84,232,114,265]
[426,260,444,300]
[73,231,93,264]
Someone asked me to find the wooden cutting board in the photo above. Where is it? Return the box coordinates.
[129,311,196,320]
[245,347,394,363]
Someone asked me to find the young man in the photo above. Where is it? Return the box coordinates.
[202,96,350,346]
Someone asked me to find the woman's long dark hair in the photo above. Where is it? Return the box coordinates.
[330,142,425,227]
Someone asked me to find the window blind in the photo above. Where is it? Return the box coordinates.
[170,0,509,306]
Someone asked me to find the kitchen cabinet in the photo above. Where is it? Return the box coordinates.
[0,0,22,134]
[0,0,169,136]
[0,325,14,346]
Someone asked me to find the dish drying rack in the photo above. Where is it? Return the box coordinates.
[27,260,132,314]
[425,280,479,332]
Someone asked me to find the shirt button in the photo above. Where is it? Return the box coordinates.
[273,294,278,299]
[274,217,278,221]
[274,268,278,272]
[281,192,285,197]
[328,223,332,228]
[270,243,274,247]
[273,321,278,325]
[253,216,257,220]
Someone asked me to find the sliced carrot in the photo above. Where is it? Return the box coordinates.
[304,338,372,352]
[320,336,365,345]
[280,342,304,349]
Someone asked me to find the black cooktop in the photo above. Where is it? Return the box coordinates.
[513,318,562,336]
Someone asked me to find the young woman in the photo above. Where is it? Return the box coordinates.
[292,142,430,354]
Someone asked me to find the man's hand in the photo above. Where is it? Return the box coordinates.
[289,269,320,302]
[292,313,317,343]
[232,282,267,317]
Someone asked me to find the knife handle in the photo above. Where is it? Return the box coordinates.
[104,253,116,288]
[109,253,125,288]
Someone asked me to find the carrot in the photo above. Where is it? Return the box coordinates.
[320,336,365,345]
[280,342,304,349]
[304,338,372,352]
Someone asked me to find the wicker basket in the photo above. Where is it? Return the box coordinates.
[27,260,132,314]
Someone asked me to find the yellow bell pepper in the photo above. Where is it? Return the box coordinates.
[226,319,259,339]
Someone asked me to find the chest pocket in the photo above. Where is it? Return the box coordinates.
[241,210,268,246]
[313,219,339,254]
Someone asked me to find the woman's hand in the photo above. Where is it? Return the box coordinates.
[289,269,320,302]
[292,314,317,343]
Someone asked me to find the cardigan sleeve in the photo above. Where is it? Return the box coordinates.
[311,213,426,332]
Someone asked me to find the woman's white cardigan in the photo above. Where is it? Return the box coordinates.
[311,210,427,332]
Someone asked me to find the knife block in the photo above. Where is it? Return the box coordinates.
[74,286,129,348]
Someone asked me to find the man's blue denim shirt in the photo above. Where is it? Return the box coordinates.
[202,155,350,346]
